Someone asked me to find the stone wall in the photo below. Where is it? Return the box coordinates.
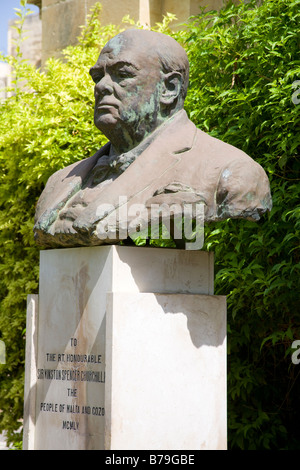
[8,13,42,68]
[0,62,10,100]
[29,0,226,65]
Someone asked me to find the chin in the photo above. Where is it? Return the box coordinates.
[94,113,118,132]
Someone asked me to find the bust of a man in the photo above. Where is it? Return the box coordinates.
[34,29,272,248]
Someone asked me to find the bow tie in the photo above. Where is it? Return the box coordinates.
[86,152,136,187]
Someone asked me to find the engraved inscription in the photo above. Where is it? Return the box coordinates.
[36,337,105,431]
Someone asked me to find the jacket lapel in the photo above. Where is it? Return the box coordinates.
[36,110,197,236]
[73,111,197,231]
[35,143,111,231]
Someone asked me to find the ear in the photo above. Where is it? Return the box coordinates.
[160,72,183,106]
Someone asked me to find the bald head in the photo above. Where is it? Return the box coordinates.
[89,29,190,154]
[102,29,190,104]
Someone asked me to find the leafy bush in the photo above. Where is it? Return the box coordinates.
[175,0,300,449]
[0,0,177,447]
[0,1,117,446]
[0,0,299,449]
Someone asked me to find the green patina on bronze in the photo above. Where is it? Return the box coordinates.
[34,29,272,248]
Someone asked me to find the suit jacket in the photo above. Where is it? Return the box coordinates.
[34,110,272,247]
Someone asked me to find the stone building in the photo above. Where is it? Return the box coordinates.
[0,0,225,98]
[8,13,42,68]
[0,62,10,100]
[28,0,225,65]
[0,13,42,99]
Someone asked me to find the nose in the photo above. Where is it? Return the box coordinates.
[94,73,114,97]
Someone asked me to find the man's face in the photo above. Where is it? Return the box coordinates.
[90,35,164,143]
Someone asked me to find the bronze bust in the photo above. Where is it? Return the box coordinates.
[34,29,272,248]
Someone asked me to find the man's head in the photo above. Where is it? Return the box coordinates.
[89,29,189,154]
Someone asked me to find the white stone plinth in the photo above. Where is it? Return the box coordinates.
[23,246,226,450]
[106,292,226,450]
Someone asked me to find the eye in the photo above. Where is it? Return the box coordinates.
[113,66,136,81]
[118,70,130,78]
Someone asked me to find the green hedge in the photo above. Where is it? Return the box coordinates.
[178,0,300,449]
[0,0,299,449]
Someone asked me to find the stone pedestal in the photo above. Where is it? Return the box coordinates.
[23,246,226,450]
